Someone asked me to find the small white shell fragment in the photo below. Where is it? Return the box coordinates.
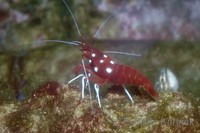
[155,68,179,92]
[167,68,179,91]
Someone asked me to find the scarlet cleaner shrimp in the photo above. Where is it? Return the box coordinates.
[40,0,159,108]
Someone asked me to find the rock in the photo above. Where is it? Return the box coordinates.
[0,81,199,132]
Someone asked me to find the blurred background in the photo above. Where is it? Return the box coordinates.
[0,0,199,101]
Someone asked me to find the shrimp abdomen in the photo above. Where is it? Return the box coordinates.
[111,64,158,99]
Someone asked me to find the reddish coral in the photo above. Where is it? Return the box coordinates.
[32,81,60,98]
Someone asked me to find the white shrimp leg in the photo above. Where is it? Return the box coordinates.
[122,84,134,103]
[81,59,94,110]
[68,74,84,84]
[68,74,86,99]
[81,76,86,99]
[94,83,101,108]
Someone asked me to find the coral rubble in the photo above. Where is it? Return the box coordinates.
[0,81,199,132]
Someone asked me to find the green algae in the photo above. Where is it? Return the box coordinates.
[1,41,200,102]
[7,109,33,132]
[1,0,200,100]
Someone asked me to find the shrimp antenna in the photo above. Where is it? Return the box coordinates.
[35,40,80,46]
[62,0,94,109]
[93,12,115,38]
[62,0,81,36]
[72,41,82,44]
[104,51,141,57]
[93,1,126,38]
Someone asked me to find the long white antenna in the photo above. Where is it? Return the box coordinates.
[93,1,126,38]
[63,0,94,109]
[35,40,79,46]
[62,0,81,36]
[104,50,141,57]
[93,13,114,38]
[72,41,82,44]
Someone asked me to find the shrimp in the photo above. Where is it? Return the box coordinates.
[41,0,159,108]
[70,41,159,105]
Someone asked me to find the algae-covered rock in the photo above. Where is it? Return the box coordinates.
[0,81,199,132]
[0,103,18,132]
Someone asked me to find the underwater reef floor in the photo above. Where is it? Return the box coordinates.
[0,81,199,132]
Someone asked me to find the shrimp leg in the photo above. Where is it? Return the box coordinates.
[122,85,134,103]
[68,74,84,84]
[68,74,87,99]
[94,83,101,108]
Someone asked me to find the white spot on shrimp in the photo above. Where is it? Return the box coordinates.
[100,59,104,63]
[92,53,96,57]
[89,60,92,63]
[94,67,98,72]
[110,60,114,64]
[88,73,91,77]
[103,55,107,58]
[106,67,112,73]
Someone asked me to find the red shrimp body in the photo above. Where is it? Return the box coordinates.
[110,64,158,98]
[80,43,159,99]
